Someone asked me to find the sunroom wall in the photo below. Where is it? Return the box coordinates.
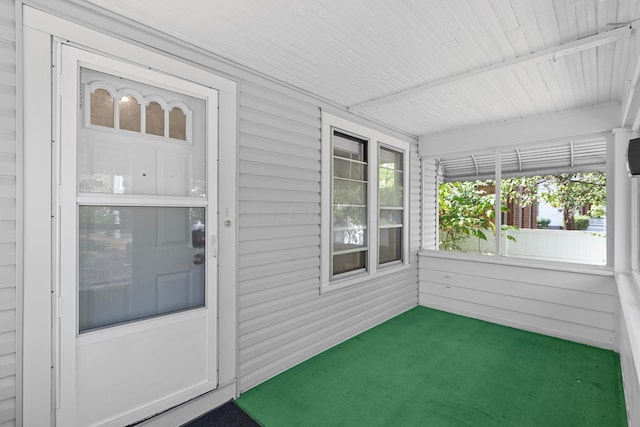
[418,104,622,350]
[16,0,421,406]
[0,0,17,425]
[237,82,420,391]
[419,105,640,425]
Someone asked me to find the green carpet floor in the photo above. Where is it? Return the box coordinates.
[236,307,627,427]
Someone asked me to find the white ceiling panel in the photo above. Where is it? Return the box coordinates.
[85,0,640,137]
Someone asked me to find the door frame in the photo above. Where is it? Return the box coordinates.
[22,6,238,426]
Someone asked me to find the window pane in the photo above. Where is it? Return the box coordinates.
[380,148,403,171]
[119,96,141,132]
[380,209,402,225]
[333,131,366,161]
[146,101,165,136]
[90,88,114,128]
[333,251,366,275]
[332,129,368,278]
[379,146,404,265]
[438,179,496,255]
[78,206,205,332]
[169,107,187,140]
[380,171,403,207]
[333,205,367,228]
[333,228,367,252]
[500,160,607,265]
[379,227,402,264]
[333,179,367,205]
[334,157,366,181]
[79,68,206,197]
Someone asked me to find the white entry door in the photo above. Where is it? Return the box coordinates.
[57,46,219,426]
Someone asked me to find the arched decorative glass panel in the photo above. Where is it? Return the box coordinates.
[90,88,114,128]
[146,101,165,136]
[169,107,187,141]
[119,95,141,132]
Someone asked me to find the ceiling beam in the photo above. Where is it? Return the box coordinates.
[349,25,632,112]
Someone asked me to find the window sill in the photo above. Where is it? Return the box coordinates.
[320,262,412,294]
[418,249,614,276]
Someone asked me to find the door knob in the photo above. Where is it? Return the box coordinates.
[192,253,204,265]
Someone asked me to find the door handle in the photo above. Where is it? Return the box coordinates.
[192,253,204,265]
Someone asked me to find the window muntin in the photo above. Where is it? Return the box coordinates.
[332,130,369,276]
[431,138,607,266]
[379,146,404,265]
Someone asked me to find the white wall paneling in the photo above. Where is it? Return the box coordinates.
[419,254,617,350]
[617,274,640,427]
[18,2,422,404]
[0,0,16,425]
[419,104,620,157]
[238,82,419,392]
[11,1,640,426]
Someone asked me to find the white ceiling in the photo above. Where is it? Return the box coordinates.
[85,0,640,137]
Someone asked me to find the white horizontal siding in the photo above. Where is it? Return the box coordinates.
[617,275,640,427]
[0,0,14,425]
[421,158,438,250]
[419,255,617,349]
[238,80,419,392]
[409,142,421,259]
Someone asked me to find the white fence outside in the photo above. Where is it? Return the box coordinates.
[455,228,606,265]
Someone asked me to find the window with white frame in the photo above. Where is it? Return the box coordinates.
[424,137,608,266]
[322,112,410,290]
[332,130,369,275]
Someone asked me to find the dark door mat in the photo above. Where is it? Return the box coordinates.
[181,400,261,427]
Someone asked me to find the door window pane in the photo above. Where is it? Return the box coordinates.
[118,95,142,132]
[78,206,206,332]
[169,107,187,140]
[79,68,206,197]
[119,95,141,132]
[90,88,114,128]
[146,101,165,136]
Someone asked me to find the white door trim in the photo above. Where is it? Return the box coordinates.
[22,6,238,426]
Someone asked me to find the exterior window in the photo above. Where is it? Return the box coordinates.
[429,138,607,266]
[379,146,404,264]
[332,130,368,276]
[322,112,410,290]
